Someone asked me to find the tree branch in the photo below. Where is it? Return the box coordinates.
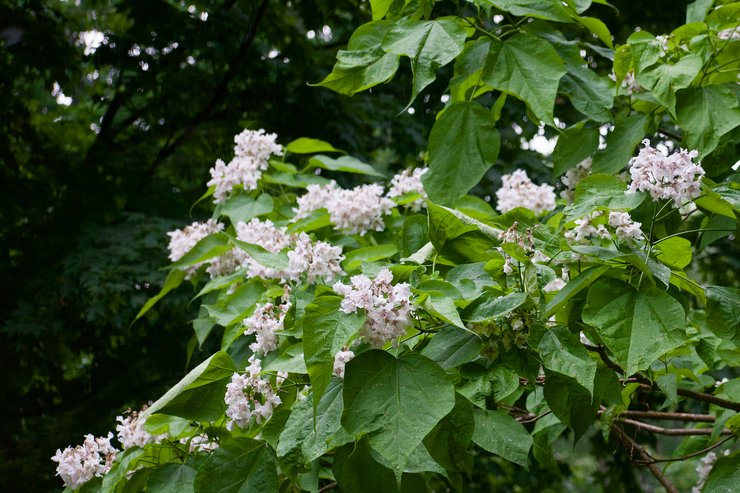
[612,425,679,493]
[150,0,271,173]
[619,418,731,436]
[634,435,734,465]
[619,410,716,423]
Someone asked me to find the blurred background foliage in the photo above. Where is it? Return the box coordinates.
[0,0,724,490]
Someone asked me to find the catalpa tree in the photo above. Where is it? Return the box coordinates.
[52,0,739,492]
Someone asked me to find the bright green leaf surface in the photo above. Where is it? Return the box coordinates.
[194,438,278,493]
[472,409,533,466]
[342,351,456,472]
[583,279,686,375]
[423,102,500,205]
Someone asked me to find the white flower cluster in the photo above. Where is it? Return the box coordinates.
[387,167,428,211]
[495,170,556,216]
[115,406,166,450]
[560,158,591,202]
[51,433,118,490]
[207,129,283,203]
[543,278,566,293]
[288,233,345,283]
[627,140,704,207]
[167,219,224,279]
[333,269,414,347]
[607,211,644,240]
[692,450,730,493]
[565,211,611,243]
[293,182,394,235]
[224,356,282,431]
[333,348,355,379]
[180,434,220,453]
[244,288,292,355]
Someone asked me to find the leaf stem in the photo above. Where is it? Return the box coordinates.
[619,418,730,436]
[653,228,736,245]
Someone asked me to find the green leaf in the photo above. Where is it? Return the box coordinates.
[230,238,289,270]
[134,269,185,321]
[446,262,497,302]
[427,203,501,263]
[574,15,614,48]
[703,451,740,493]
[285,137,342,155]
[655,236,692,269]
[333,441,399,493]
[687,0,714,23]
[169,232,232,271]
[276,397,314,475]
[591,112,647,174]
[613,44,632,88]
[194,438,278,493]
[472,409,533,467]
[316,21,400,96]
[303,296,364,407]
[563,174,646,220]
[676,85,740,159]
[308,154,385,177]
[543,370,599,442]
[220,193,273,224]
[302,378,353,461]
[583,279,686,375]
[482,33,566,126]
[706,286,740,343]
[262,344,308,374]
[421,325,482,369]
[552,123,600,177]
[370,0,393,20]
[141,351,235,422]
[487,0,572,23]
[465,292,528,323]
[400,214,429,258]
[147,464,196,493]
[287,209,332,234]
[382,17,467,105]
[342,244,398,272]
[423,101,500,205]
[545,265,610,317]
[538,326,597,395]
[637,54,703,115]
[342,350,456,472]
[423,394,475,473]
[560,62,613,122]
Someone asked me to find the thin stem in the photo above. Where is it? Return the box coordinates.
[634,435,734,465]
[612,425,679,493]
[318,482,338,492]
[619,410,715,422]
[653,228,736,245]
[619,418,730,436]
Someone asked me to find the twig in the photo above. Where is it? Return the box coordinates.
[619,418,731,436]
[619,411,715,423]
[676,388,740,412]
[634,435,734,465]
[657,127,683,142]
[583,343,625,374]
[518,410,552,424]
[612,425,679,493]
[318,482,337,492]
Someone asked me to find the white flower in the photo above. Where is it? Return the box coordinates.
[207,129,282,203]
[287,233,345,283]
[225,356,282,430]
[243,291,291,355]
[717,27,740,40]
[293,182,394,235]
[180,434,219,453]
[333,348,355,378]
[627,140,704,207]
[167,219,224,279]
[543,278,566,292]
[115,405,166,450]
[691,451,730,493]
[51,433,118,490]
[387,167,428,211]
[333,269,414,347]
[560,158,591,202]
[608,211,643,240]
[495,170,556,216]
